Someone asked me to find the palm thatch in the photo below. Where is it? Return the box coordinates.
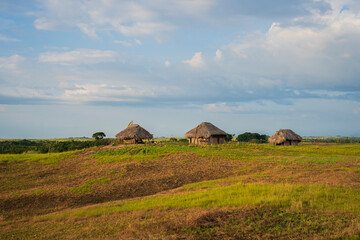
[268,129,302,145]
[185,122,227,138]
[115,124,153,141]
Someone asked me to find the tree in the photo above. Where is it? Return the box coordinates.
[92,132,106,140]
[236,132,269,143]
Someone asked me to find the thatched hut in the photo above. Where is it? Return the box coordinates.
[115,123,153,144]
[268,129,302,146]
[185,122,227,145]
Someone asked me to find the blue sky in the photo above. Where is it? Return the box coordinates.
[0,0,360,138]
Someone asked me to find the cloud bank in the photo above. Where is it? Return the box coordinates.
[0,0,360,137]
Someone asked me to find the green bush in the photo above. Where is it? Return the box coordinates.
[237,132,269,143]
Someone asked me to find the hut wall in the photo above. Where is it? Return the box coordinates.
[189,137,210,145]
[189,136,225,145]
[199,138,210,145]
[210,136,226,144]
[291,140,300,145]
[210,136,217,144]
[284,140,291,146]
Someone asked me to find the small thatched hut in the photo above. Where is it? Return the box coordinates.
[268,129,302,146]
[115,123,153,144]
[185,122,227,145]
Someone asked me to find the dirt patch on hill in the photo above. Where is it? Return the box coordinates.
[0,148,251,218]
[1,145,359,220]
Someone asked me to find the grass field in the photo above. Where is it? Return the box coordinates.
[1,142,360,239]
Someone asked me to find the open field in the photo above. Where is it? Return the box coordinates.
[1,143,360,239]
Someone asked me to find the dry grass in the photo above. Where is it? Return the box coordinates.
[1,143,360,239]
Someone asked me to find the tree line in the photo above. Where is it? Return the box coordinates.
[0,139,112,154]
[0,131,270,154]
[235,132,269,143]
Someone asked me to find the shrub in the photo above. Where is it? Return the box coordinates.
[237,132,269,143]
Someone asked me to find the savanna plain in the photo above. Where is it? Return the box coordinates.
[1,142,360,239]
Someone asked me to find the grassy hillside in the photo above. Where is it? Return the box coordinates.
[1,143,360,239]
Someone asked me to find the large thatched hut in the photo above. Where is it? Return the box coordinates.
[268,129,302,146]
[115,123,153,144]
[185,122,227,145]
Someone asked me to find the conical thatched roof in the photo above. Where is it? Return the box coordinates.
[115,124,153,140]
[268,129,302,144]
[185,122,227,138]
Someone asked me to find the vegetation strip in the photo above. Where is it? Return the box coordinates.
[69,177,111,194]
[2,142,359,239]
[91,143,360,164]
[0,151,78,164]
[37,183,360,221]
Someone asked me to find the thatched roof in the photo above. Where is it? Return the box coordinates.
[115,124,153,140]
[185,122,227,138]
[268,129,302,144]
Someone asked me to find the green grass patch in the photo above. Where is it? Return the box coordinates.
[236,168,251,173]
[11,189,48,196]
[0,151,77,164]
[336,168,360,173]
[183,206,358,239]
[92,145,198,163]
[241,173,269,178]
[262,144,360,156]
[182,179,222,190]
[93,146,171,163]
[42,183,360,220]
[69,177,111,194]
[11,190,27,195]
[92,143,360,164]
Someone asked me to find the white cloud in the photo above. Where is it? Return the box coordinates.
[224,43,249,59]
[113,40,133,47]
[0,55,25,72]
[113,39,142,47]
[1,86,54,99]
[39,49,117,64]
[215,49,222,60]
[173,0,216,16]
[61,83,155,102]
[221,4,360,87]
[164,60,171,67]
[257,78,281,88]
[0,35,20,42]
[264,6,360,59]
[135,39,142,45]
[203,102,244,113]
[32,0,220,39]
[115,22,175,37]
[77,23,98,38]
[33,0,177,38]
[183,52,204,68]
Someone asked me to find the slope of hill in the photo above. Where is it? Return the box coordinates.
[1,143,360,239]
